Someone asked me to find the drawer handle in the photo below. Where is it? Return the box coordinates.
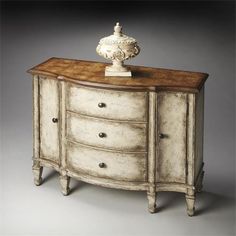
[52,118,58,123]
[159,133,165,139]
[98,162,106,168]
[98,102,106,108]
[98,132,106,138]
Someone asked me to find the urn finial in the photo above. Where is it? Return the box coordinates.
[114,22,122,36]
[96,22,140,77]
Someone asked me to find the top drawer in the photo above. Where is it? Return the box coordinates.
[66,84,147,121]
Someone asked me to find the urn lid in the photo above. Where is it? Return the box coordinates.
[98,22,137,45]
[96,22,140,77]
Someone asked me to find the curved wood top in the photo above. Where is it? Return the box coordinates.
[28,57,208,92]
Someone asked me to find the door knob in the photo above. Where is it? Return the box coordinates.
[52,118,58,123]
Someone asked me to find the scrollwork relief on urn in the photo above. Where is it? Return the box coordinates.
[96,22,140,77]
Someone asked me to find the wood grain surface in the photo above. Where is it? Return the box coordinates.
[28,57,208,92]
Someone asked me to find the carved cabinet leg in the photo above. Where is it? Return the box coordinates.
[59,175,70,196]
[186,194,195,216]
[147,186,157,213]
[33,166,43,186]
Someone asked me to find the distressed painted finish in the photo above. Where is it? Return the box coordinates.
[58,80,71,195]
[186,93,196,216]
[66,112,147,152]
[59,175,70,196]
[39,77,60,162]
[32,75,43,186]
[156,92,187,183]
[67,83,147,121]
[66,142,147,182]
[29,58,208,216]
[147,92,158,213]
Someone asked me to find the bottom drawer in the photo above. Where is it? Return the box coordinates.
[66,142,147,182]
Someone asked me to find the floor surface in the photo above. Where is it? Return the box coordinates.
[1,163,235,236]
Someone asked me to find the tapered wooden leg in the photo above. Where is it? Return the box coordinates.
[147,186,157,213]
[59,175,70,196]
[33,166,43,186]
[186,194,195,216]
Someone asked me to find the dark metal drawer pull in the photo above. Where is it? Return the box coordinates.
[99,162,106,168]
[98,102,106,108]
[98,132,106,138]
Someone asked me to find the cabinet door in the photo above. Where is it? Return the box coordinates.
[39,77,60,163]
[156,92,187,184]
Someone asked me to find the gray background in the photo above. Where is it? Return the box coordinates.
[1,1,235,235]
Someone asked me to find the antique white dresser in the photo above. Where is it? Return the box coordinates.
[28,57,208,216]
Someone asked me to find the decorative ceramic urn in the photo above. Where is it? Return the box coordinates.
[96,22,140,77]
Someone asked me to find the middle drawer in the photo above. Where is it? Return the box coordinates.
[66,112,147,152]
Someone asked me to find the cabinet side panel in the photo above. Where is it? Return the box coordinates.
[39,77,60,162]
[156,92,187,183]
[194,86,204,180]
[33,75,40,161]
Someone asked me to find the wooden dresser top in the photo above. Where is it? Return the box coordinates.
[28,57,208,92]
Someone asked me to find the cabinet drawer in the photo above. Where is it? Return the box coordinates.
[67,142,147,182]
[66,112,147,151]
[67,84,147,121]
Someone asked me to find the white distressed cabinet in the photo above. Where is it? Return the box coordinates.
[28,58,208,216]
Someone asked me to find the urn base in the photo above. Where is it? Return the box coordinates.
[105,62,132,77]
[105,69,132,77]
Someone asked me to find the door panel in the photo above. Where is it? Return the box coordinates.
[39,77,60,162]
[156,92,187,183]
